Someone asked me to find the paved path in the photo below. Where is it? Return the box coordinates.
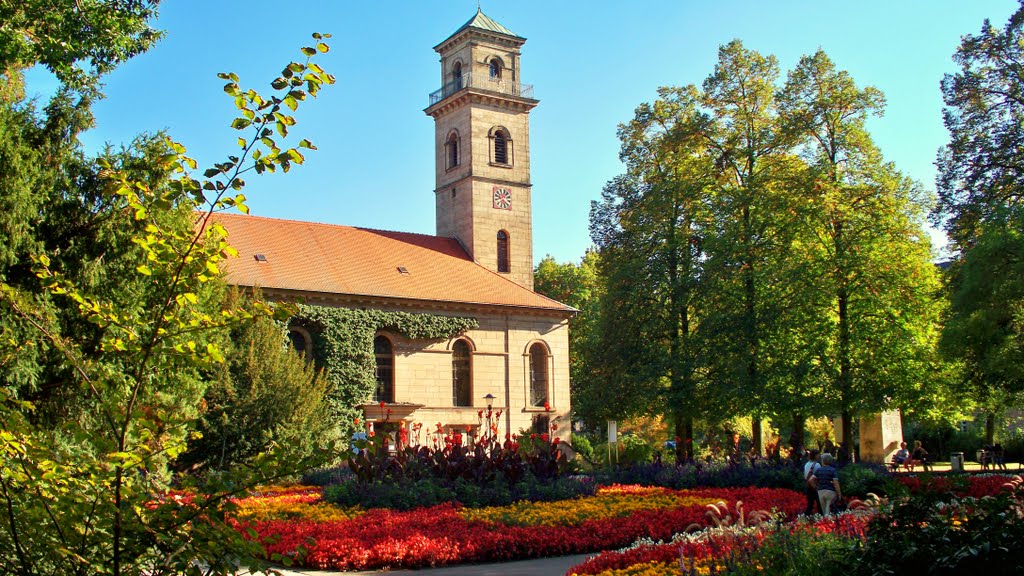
[264,553,594,576]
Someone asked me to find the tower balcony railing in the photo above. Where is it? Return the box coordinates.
[428,72,534,106]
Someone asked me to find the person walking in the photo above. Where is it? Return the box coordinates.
[803,449,821,515]
[810,453,843,515]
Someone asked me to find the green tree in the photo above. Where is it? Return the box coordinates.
[534,251,603,428]
[0,0,162,95]
[176,301,337,474]
[0,18,336,575]
[779,50,942,449]
[589,84,720,461]
[935,2,1024,437]
[695,40,802,454]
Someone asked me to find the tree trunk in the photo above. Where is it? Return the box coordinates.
[673,415,694,463]
[752,418,762,457]
[841,410,854,463]
[986,412,995,445]
[792,413,805,454]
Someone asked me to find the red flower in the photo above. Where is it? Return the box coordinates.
[551,423,558,431]
[530,433,537,440]
[379,401,386,409]
[354,418,361,426]
[477,410,484,418]
[544,402,551,411]
[540,433,549,442]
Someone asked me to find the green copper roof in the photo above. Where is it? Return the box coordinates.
[446,8,522,41]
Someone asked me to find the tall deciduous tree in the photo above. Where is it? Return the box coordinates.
[589,85,720,462]
[780,50,941,451]
[696,41,801,454]
[935,2,1024,433]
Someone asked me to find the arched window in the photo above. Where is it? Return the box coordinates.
[529,343,549,408]
[452,340,472,407]
[452,61,463,90]
[288,327,311,358]
[446,131,459,169]
[494,129,508,165]
[374,335,394,403]
[497,230,510,273]
[489,58,502,80]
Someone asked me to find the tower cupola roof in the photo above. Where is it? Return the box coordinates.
[445,8,522,42]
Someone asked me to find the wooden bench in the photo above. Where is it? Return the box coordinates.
[907,458,930,471]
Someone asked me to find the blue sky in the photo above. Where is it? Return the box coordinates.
[24,1,1018,264]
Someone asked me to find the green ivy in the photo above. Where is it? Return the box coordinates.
[292,305,477,440]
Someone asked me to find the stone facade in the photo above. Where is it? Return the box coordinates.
[265,288,571,443]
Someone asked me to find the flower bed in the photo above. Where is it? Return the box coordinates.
[233,486,362,523]
[234,484,804,571]
[568,513,871,576]
[566,475,1024,576]
[895,473,1018,498]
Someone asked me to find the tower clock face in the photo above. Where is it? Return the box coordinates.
[492,187,513,210]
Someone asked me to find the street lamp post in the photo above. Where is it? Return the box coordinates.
[483,393,496,441]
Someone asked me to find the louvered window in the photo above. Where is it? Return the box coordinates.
[494,131,508,164]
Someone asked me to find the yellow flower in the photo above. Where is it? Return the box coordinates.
[460,487,719,527]
[234,487,363,523]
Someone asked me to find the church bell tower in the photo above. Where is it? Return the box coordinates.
[425,9,539,289]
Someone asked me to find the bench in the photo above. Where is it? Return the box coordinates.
[889,453,929,472]
[907,458,930,471]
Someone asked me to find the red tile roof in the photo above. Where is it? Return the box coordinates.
[207,213,572,313]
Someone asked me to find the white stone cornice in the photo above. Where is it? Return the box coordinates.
[425,89,538,118]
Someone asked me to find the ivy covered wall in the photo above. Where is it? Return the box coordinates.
[292,304,478,440]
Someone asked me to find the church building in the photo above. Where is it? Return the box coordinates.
[213,10,573,444]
